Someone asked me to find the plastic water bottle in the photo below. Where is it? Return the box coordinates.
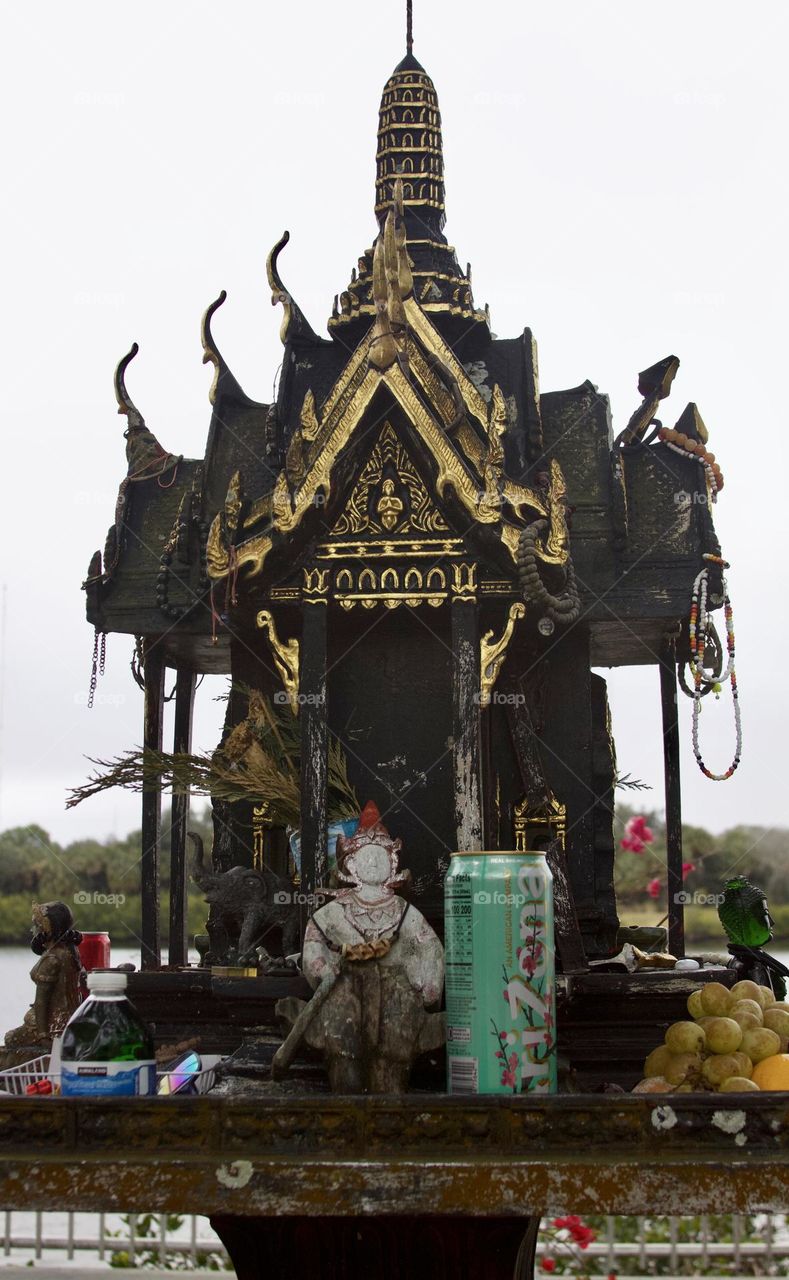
[60,971,156,1096]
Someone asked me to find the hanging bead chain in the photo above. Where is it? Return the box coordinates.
[658,426,724,503]
[156,519,210,620]
[87,629,107,710]
[688,553,741,781]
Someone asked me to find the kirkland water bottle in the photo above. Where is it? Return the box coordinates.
[60,970,155,1096]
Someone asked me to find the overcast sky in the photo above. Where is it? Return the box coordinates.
[0,0,786,850]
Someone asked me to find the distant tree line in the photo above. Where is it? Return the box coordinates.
[0,805,214,946]
[0,803,786,948]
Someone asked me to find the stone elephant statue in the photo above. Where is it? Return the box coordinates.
[187,832,300,967]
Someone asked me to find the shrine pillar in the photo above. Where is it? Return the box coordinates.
[141,639,165,969]
[300,570,330,896]
[450,564,483,851]
[168,666,196,966]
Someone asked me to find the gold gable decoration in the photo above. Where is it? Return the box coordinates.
[331,422,449,537]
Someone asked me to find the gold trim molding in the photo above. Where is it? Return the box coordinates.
[480,603,526,706]
[256,610,300,713]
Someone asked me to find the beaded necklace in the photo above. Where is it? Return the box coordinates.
[687,553,741,780]
[658,426,724,503]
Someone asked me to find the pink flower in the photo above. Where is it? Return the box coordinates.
[522,954,537,977]
[501,1068,517,1088]
[498,1031,508,1041]
[621,814,654,853]
[495,1050,504,1059]
[647,877,662,899]
[682,861,695,880]
[507,1053,518,1070]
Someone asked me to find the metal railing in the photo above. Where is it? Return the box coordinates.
[1,1211,787,1273]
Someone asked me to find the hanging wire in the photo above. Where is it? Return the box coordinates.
[407,0,413,54]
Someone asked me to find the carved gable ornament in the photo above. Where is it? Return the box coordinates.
[331,422,449,538]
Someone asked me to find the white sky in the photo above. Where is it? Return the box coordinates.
[0,0,786,846]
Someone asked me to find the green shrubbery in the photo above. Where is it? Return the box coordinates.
[614,803,789,946]
[0,807,214,949]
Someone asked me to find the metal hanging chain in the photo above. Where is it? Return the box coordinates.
[87,628,107,709]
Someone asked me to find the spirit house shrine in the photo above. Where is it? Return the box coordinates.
[83,33,723,982]
[8,15,784,1280]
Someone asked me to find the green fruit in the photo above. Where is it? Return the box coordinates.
[664,1052,702,1085]
[704,1017,743,1055]
[729,980,764,1006]
[731,1009,762,1034]
[687,989,705,1020]
[644,1045,673,1078]
[718,1076,760,1092]
[702,1053,743,1087]
[700,983,733,1016]
[731,998,763,1021]
[763,1008,789,1038]
[729,1051,753,1079]
[741,1027,782,1063]
[665,1021,706,1055]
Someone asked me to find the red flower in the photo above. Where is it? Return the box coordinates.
[552,1216,596,1249]
[507,1053,518,1070]
[541,1261,556,1274]
[501,1068,517,1088]
[681,861,695,880]
[621,814,654,852]
[522,954,537,977]
[498,1031,508,1041]
[647,877,662,899]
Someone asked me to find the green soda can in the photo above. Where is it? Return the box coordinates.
[444,851,556,1095]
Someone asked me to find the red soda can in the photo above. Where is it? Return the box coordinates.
[78,933,111,994]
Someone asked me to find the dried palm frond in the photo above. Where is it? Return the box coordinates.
[67,694,359,827]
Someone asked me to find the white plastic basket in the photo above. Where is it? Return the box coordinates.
[0,1054,222,1098]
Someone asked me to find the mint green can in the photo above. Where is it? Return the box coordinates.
[444,851,556,1095]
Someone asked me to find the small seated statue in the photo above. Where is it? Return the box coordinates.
[2,902,84,1067]
[274,802,444,1093]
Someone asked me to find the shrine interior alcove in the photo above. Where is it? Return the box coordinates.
[328,605,455,926]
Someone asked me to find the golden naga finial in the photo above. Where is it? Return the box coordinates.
[266,231,320,346]
[368,179,413,372]
[200,290,227,406]
[114,342,145,430]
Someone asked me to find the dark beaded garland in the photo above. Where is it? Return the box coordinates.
[156,519,210,620]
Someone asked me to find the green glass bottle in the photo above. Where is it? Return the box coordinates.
[61,971,156,1096]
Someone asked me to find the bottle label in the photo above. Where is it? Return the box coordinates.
[61,1060,156,1097]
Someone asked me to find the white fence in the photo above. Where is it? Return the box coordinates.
[1,1211,788,1273]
